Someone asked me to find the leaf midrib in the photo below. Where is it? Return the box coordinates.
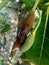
[39,7,49,63]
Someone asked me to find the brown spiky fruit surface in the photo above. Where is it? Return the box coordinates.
[14,10,34,47]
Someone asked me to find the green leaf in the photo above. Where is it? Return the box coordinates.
[0,0,9,10]
[40,0,49,4]
[23,8,49,65]
[38,0,49,10]
[20,0,34,6]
